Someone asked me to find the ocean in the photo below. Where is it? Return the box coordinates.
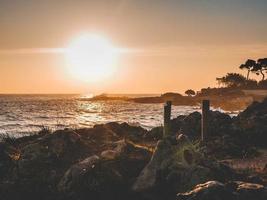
[0,94,223,137]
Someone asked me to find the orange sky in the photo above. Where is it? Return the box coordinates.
[0,0,267,94]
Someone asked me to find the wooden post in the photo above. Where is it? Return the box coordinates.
[201,100,210,142]
[164,101,172,137]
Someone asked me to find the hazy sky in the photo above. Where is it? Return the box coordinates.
[0,0,267,94]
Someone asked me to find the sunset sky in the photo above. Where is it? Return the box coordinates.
[0,0,267,94]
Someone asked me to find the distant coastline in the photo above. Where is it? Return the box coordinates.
[89,89,267,111]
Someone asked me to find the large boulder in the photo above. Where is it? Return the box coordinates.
[57,155,125,200]
[58,140,151,200]
[177,181,267,200]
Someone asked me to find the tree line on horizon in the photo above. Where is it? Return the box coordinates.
[216,57,267,89]
[184,57,267,96]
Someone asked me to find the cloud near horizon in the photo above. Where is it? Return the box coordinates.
[1,44,267,58]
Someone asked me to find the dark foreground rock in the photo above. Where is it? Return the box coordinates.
[235,98,267,147]
[0,123,151,200]
[177,181,267,200]
[58,139,151,200]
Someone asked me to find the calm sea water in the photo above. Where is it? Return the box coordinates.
[0,94,222,137]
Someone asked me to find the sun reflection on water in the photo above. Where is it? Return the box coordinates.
[0,95,203,136]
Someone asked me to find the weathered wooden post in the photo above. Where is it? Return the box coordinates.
[164,101,172,137]
[201,99,210,142]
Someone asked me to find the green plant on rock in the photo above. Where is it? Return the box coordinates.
[174,141,204,166]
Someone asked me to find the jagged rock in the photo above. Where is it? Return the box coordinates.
[58,155,100,192]
[58,139,151,200]
[177,181,267,200]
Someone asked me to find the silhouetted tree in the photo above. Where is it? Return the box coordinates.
[257,58,267,81]
[216,73,246,88]
[239,59,256,80]
[185,89,196,96]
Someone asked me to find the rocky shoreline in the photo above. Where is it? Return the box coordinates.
[0,98,267,200]
[89,91,266,111]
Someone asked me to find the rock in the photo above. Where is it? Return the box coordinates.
[169,110,233,140]
[0,122,153,200]
[177,181,267,200]
[58,155,99,193]
[235,98,267,147]
[175,112,201,139]
[132,135,234,199]
[77,122,148,145]
[208,111,233,137]
[0,130,89,200]
[101,150,118,160]
[18,129,85,177]
[106,139,152,182]
[58,140,151,200]
[145,126,163,141]
[58,155,125,200]
[100,139,131,160]
[236,182,267,200]
[102,122,148,143]
[132,139,173,193]
[177,181,237,200]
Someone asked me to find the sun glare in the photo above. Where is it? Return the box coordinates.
[65,34,118,82]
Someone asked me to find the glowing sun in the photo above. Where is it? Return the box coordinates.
[65,34,118,82]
